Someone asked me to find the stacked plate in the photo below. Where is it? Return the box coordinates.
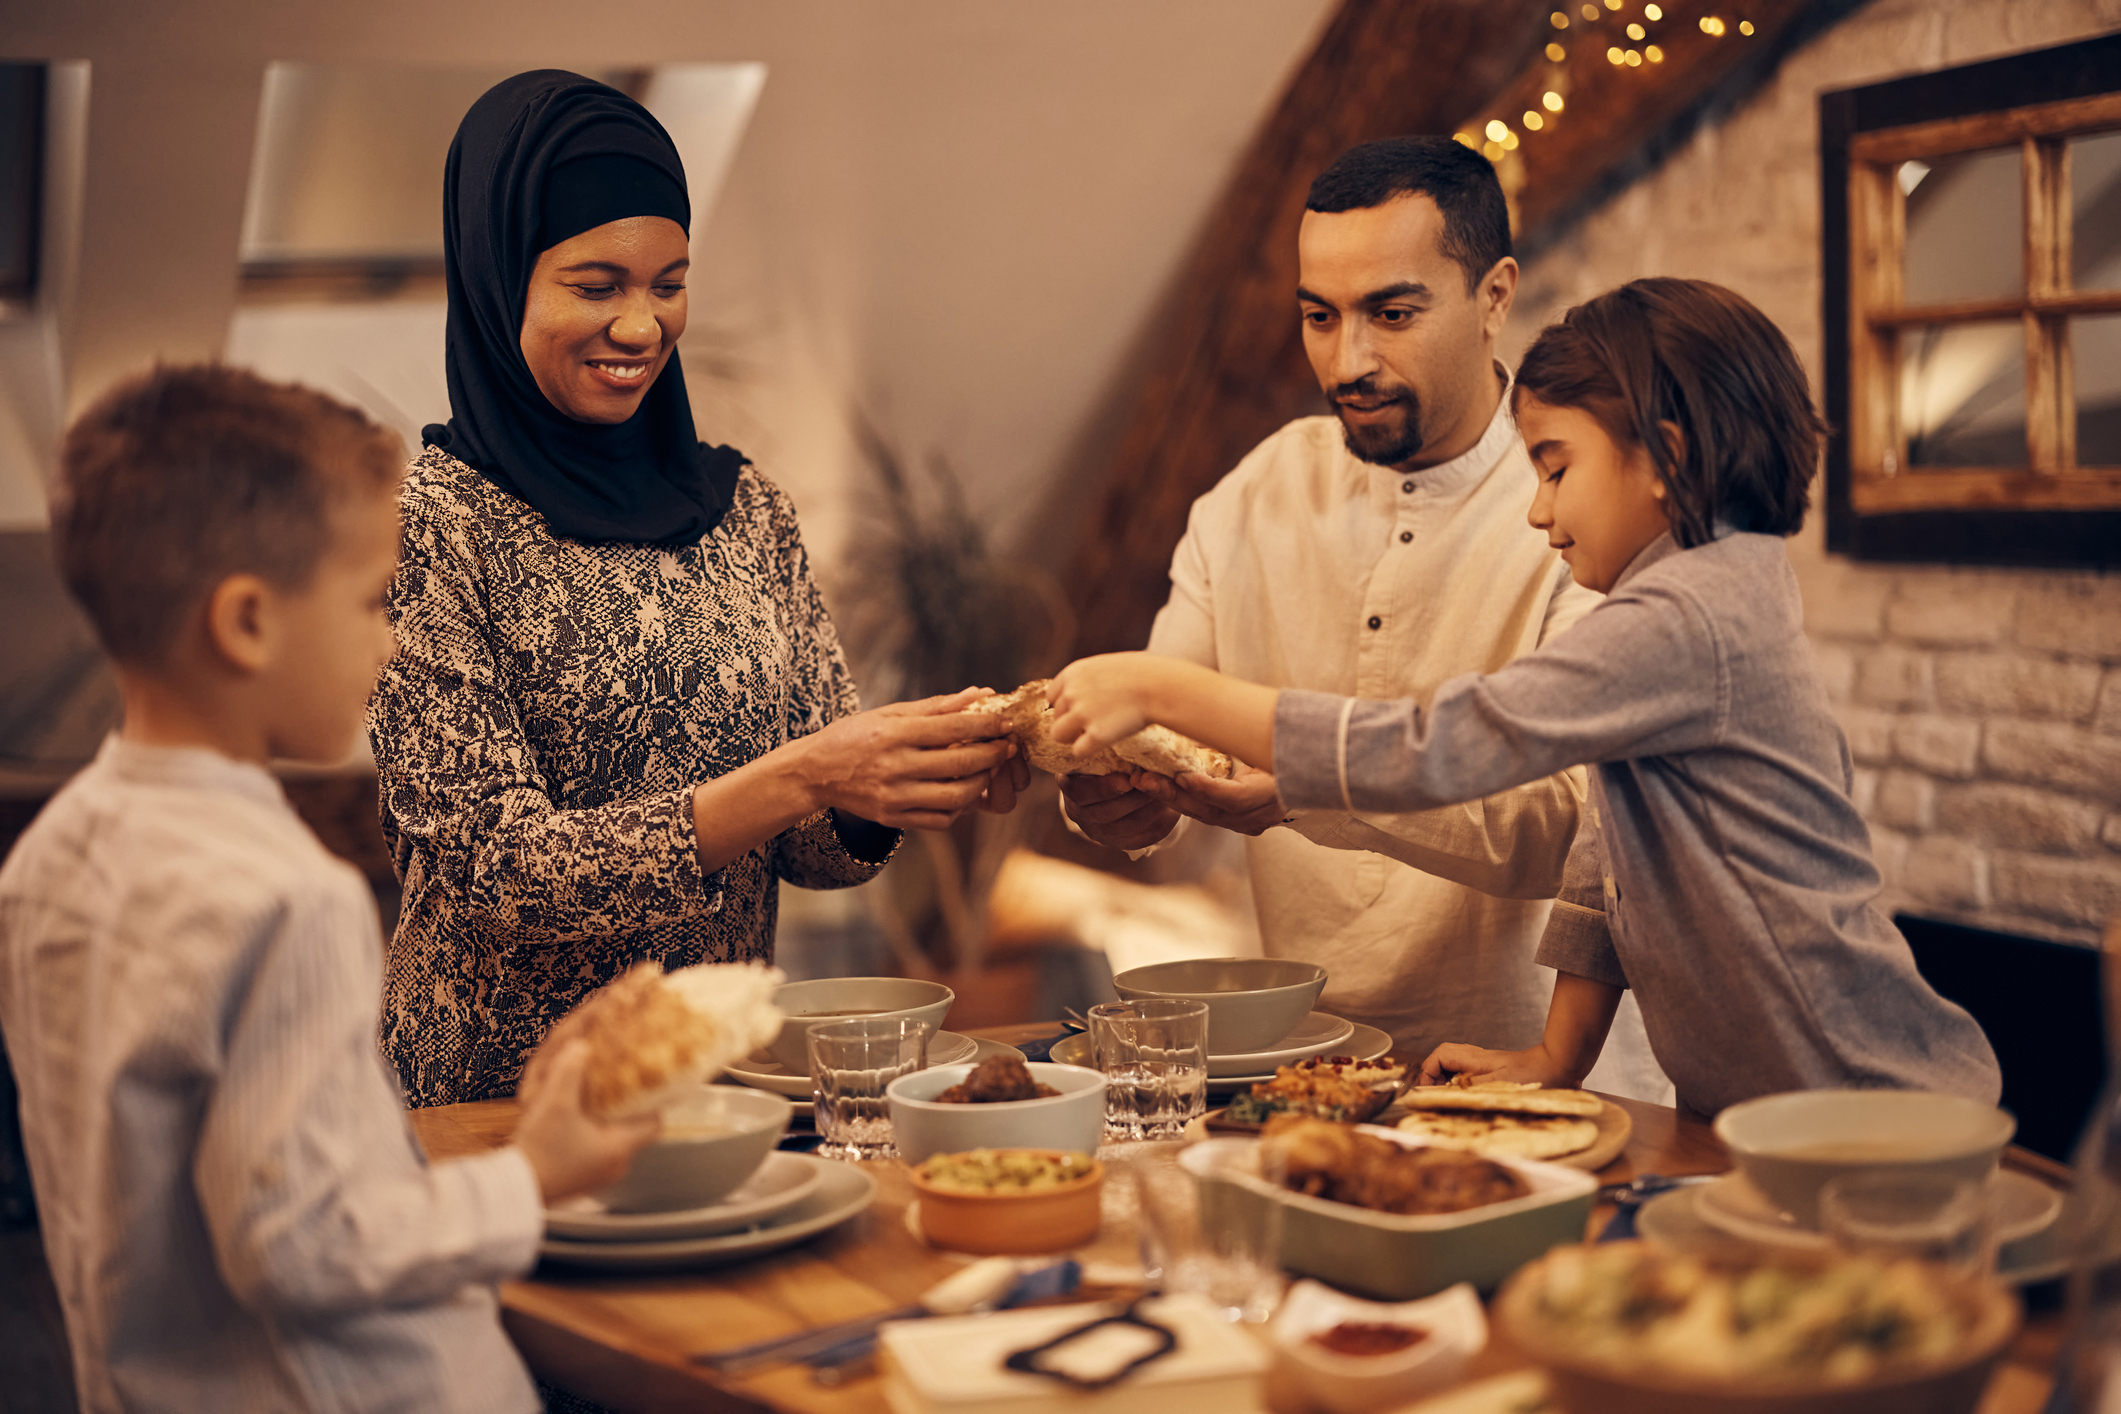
[1206,1010,1393,1085]
[719,1031,1022,1100]
[539,1151,877,1272]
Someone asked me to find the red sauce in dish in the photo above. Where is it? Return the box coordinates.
[1310,1322,1428,1356]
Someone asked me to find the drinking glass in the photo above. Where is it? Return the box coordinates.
[1089,1000,1208,1142]
[807,1016,929,1161]
[1819,1169,1995,1276]
[1132,1141,1285,1322]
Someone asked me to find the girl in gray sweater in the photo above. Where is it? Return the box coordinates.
[1047,278,2000,1116]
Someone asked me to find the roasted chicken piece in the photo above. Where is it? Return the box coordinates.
[1260,1115,1527,1215]
[934,1054,1059,1104]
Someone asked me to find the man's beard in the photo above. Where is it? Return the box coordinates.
[1331,379,1425,467]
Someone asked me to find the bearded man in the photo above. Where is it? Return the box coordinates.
[1064,136,1663,1096]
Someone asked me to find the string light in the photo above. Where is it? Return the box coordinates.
[1502,130,1520,150]
[1483,139,1505,160]
[1546,41,1567,61]
[1625,48,1642,65]
[1581,3,1598,19]
[1738,19,1755,33]
[1607,45,1625,63]
[1524,110,1545,130]
[1454,132,1479,149]
[1626,21,1645,38]
[1550,9,1570,26]
[1486,119,1510,142]
[1646,44,1665,60]
[1603,0,1622,10]
[1700,15,1727,34]
[1543,91,1565,111]
[1645,2,1663,16]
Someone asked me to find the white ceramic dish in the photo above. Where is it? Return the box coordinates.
[1713,1089,2016,1227]
[1690,1168,2062,1252]
[722,1030,992,1097]
[1046,1024,1392,1093]
[886,1061,1107,1165]
[1112,957,1328,1054]
[547,1150,823,1241]
[596,1085,790,1213]
[1271,1278,1487,1414]
[766,976,956,1071]
[538,1156,876,1272]
[1206,1011,1355,1078]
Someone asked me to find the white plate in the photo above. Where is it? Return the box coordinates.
[1207,1011,1355,1076]
[544,1151,824,1242]
[720,1031,999,1097]
[1208,1023,1394,1092]
[1690,1169,2064,1259]
[538,1155,876,1271]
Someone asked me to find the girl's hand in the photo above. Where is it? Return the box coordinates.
[1416,1041,1574,1089]
[1048,653,1171,759]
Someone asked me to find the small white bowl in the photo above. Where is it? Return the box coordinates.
[596,1085,790,1214]
[886,1062,1106,1166]
[1713,1089,2015,1228]
[766,976,955,1071]
[1271,1278,1486,1414]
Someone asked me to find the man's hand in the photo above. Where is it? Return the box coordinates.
[1416,1041,1574,1090]
[513,1040,661,1205]
[793,688,1017,831]
[1058,770,1181,852]
[1132,762,1285,836]
[975,745,1034,816]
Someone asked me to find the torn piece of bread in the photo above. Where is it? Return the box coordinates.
[968,679,1236,781]
[1400,1081,1603,1118]
[572,961,786,1118]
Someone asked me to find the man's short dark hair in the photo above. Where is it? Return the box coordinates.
[54,364,402,667]
[1305,137,1512,294]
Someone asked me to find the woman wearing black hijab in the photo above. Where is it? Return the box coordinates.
[370,71,1019,1107]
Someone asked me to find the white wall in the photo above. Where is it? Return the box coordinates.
[0,1,1335,571]
[1504,0,2121,945]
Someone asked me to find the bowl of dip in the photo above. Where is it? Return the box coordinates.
[908,1148,1103,1255]
[1713,1089,2015,1228]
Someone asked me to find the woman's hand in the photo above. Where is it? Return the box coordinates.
[792,688,1017,831]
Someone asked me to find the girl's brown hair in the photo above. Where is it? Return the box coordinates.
[1512,278,1828,548]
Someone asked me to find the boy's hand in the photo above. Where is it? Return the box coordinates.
[1048,653,1169,758]
[513,1040,660,1205]
[1132,763,1285,836]
[1416,1041,1573,1090]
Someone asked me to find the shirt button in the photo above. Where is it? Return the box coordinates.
[1401,480,1414,494]
[1367,615,1382,630]
[1399,530,1413,543]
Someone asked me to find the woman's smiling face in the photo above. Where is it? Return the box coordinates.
[1519,392,1674,594]
[519,214,689,424]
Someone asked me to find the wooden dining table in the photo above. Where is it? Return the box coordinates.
[407,1023,2070,1414]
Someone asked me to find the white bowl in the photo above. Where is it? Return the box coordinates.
[1112,957,1327,1054]
[596,1085,791,1213]
[1271,1278,1487,1414]
[766,976,955,1072]
[1713,1089,2015,1228]
[886,1062,1106,1166]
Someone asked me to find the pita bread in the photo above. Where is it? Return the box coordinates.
[968,680,1235,781]
[571,961,785,1118]
[1396,1109,1601,1161]
[1401,1082,1603,1117]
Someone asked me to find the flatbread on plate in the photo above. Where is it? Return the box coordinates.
[1400,1081,1603,1118]
[1396,1109,1601,1161]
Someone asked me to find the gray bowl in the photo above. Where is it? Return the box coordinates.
[597,1085,791,1213]
[886,1062,1107,1166]
[766,976,956,1072]
[1112,957,1328,1055]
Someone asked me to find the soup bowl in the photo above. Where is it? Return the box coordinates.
[596,1084,791,1213]
[764,976,955,1072]
[1112,957,1327,1055]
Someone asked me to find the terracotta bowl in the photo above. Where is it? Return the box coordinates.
[1493,1241,2021,1414]
[908,1149,1105,1256]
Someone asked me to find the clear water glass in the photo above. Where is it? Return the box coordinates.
[1132,1141,1285,1322]
[807,1016,930,1161]
[1089,1000,1208,1141]
[1818,1169,1995,1276]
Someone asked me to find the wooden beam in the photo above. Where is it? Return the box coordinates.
[1061,0,1550,659]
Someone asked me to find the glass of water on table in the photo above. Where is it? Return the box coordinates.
[808,1016,930,1160]
[1089,999,1208,1141]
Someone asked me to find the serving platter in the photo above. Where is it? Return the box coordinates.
[720,1031,1008,1098]
[545,1151,823,1242]
[1206,1011,1355,1076]
[538,1156,876,1272]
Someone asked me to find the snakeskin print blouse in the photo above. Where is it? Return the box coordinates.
[370,447,897,1106]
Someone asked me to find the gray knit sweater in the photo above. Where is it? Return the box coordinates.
[370,448,894,1106]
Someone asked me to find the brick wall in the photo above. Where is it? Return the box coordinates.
[1503,0,2121,946]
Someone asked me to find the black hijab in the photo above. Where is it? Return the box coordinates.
[424,70,745,546]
